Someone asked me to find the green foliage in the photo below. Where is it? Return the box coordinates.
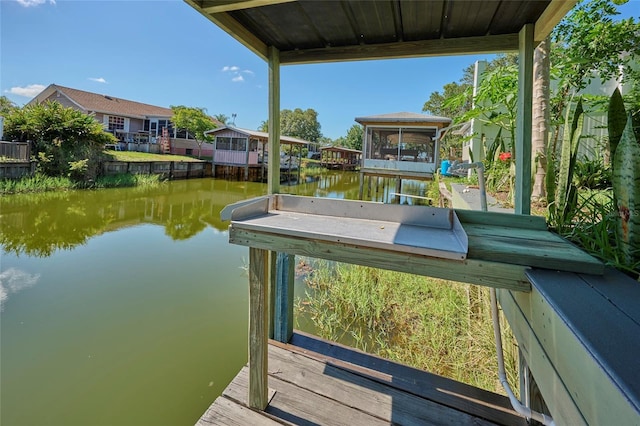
[608,87,627,160]
[260,108,322,142]
[3,101,115,180]
[548,97,585,231]
[170,105,216,158]
[573,156,612,190]
[0,173,75,194]
[612,114,640,266]
[334,124,364,151]
[298,260,519,394]
[0,95,17,116]
[552,0,640,91]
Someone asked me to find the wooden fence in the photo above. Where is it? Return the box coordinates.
[0,141,30,160]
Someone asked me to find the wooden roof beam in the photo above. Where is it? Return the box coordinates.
[534,0,578,43]
[279,34,519,65]
[202,0,295,14]
[185,0,270,61]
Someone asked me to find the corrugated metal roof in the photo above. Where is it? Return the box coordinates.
[185,0,575,64]
[355,112,451,125]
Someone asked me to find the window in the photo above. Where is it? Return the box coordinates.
[366,127,436,162]
[108,116,125,131]
[186,149,193,155]
[216,136,247,151]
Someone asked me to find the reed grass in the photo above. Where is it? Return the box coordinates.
[296,260,519,396]
[0,173,76,194]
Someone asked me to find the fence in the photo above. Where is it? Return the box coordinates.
[0,141,30,160]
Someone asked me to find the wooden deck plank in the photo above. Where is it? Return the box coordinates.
[225,366,391,425]
[266,343,499,425]
[195,396,282,425]
[286,331,526,426]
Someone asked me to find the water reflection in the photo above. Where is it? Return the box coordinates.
[0,267,41,310]
[0,179,268,257]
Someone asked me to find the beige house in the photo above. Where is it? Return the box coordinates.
[27,84,217,156]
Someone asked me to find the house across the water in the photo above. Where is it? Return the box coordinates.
[27,84,219,156]
[204,126,310,181]
[319,146,362,170]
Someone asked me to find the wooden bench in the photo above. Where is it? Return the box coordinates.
[498,268,640,425]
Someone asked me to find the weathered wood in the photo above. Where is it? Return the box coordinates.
[203,0,296,14]
[279,34,519,65]
[265,344,499,425]
[273,252,294,342]
[281,331,527,425]
[248,247,269,409]
[496,288,586,425]
[515,23,534,215]
[454,208,547,230]
[225,366,391,425]
[524,269,640,425]
[195,396,280,425]
[231,227,531,291]
[268,46,280,195]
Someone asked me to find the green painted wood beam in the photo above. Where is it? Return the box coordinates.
[268,46,280,195]
[515,24,534,215]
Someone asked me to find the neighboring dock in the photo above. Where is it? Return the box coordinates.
[196,332,526,426]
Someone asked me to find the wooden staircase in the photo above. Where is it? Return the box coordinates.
[159,127,171,154]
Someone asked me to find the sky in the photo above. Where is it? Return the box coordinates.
[1,0,639,141]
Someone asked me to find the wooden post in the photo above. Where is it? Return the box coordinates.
[268,46,280,195]
[515,24,534,215]
[248,247,269,409]
[274,252,295,342]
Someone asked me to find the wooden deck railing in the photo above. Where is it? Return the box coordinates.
[0,141,30,160]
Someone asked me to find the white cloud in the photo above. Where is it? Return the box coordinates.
[5,84,46,98]
[89,77,107,83]
[222,65,253,83]
[16,0,56,7]
[0,267,41,311]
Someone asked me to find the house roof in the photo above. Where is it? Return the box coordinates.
[27,84,174,119]
[205,126,310,145]
[320,146,362,154]
[184,0,576,64]
[355,112,451,126]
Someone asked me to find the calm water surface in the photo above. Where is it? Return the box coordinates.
[0,172,429,425]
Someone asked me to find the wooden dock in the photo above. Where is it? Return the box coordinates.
[196,332,526,425]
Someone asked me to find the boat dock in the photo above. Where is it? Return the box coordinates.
[196,332,526,426]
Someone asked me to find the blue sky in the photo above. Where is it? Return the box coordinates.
[2,0,639,140]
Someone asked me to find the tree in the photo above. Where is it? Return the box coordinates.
[532,37,551,201]
[213,113,229,124]
[423,81,472,118]
[4,101,116,179]
[260,108,322,142]
[0,96,17,116]
[342,124,364,151]
[170,105,216,158]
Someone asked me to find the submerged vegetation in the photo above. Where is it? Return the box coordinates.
[297,260,519,395]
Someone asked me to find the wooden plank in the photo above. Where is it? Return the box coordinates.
[273,252,294,342]
[464,225,603,274]
[525,269,640,424]
[534,0,578,43]
[279,34,519,65]
[455,208,547,230]
[578,268,640,325]
[230,227,531,291]
[515,23,534,215]
[203,0,295,14]
[268,46,280,194]
[496,288,587,425]
[265,344,500,425]
[282,332,527,425]
[248,247,269,409]
[195,396,281,425]
[184,1,269,61]
[225,366,391,425]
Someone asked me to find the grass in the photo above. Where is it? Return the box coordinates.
[101,150,205,162]
[297,260,519,396]
[0,172,163,194]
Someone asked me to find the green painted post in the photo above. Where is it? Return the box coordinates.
[515,24,534,215]
[274,252,295,342]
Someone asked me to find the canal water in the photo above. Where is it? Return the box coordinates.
[0,172,430,425]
